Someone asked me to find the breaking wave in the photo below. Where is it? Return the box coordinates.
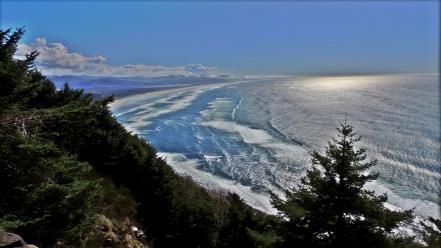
[111,74,440,219]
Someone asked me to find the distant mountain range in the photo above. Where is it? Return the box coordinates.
[48,74,235,97]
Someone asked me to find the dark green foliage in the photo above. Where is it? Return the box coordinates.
[218,193,278,248]
[94,179,138,221]
[272,123,413,248]
[0,28,101,246]
[0,133,100,246]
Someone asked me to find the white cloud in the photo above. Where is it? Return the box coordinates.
[17,38,106,69]
[16,37,217,77]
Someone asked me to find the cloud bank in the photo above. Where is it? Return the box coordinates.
[16,38,217,77]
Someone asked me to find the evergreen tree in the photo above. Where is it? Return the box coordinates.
[0,28,101,246]
[272,123,412,248]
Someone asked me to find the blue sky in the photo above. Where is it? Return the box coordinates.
[1,1,439,76]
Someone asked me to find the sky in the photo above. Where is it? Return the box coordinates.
[1,1,439,76]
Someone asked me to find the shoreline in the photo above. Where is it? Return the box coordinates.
[109,83,225,109]
[108,78,263,109]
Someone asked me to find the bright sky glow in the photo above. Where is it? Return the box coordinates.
[1,1,439,76]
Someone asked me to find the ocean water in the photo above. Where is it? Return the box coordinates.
[110,74,440,218]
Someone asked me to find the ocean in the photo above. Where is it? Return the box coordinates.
[110,74,440,218]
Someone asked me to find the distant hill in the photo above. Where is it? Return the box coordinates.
[48,74,234,97]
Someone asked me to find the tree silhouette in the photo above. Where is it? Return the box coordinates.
[272,122,412,248]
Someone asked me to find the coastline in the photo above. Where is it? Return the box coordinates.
[109,84,196,108]
[108,78,262,109]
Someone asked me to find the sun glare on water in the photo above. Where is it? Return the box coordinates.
[310,76,379,90]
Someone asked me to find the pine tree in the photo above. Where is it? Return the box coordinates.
[272,122,412,248]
